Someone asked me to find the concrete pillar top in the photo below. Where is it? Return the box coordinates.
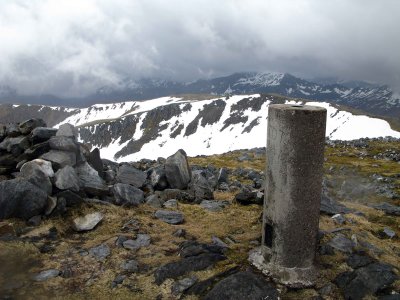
[269,104,327,112]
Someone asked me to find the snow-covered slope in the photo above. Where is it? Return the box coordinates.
[72,94,400,162]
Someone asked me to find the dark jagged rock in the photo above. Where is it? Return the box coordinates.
[235,189,263,205]
[203,271,278,300]
[328,234,355,253]
[56,190,83,207]
[335,263,398,299]
[320,193,352,215]
[188,170,214,201]
[5,123,20,137]
[371,202,400,216]
[21,140,50,160]
[122,234,151,251]
[54,165,80,192]
[41,150,76,170]
[88,148,104,178]
[172,277,198,296]
[154,253,226,285]
[31,127,58,144]
[158,188,195,203]
[0,136,30,155]
[0,178,48,220]
[18,118,46,135]
[180,241,225,258]
[116,164,146,188]
[217,167,229,184]
[346,252,374,269]
[112,183,144,206]
[165,149,191,189]
[155,210,184,224]
[76,162,108,196]
[49,136,78,152]
[145,194,164,208]
[148,165,168,191]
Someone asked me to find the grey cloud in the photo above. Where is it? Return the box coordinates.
[0,0,399,97]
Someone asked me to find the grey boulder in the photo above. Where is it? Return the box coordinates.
[189,170,214,201]
[122,234,151,251]
[112,183,144,206]
[18,119,46,135]
[165,149,191,189]
[49,136,78,152]
[155,210,184,224]
[0,178,48,220]
[54,165,80,192]
[41,150,76,170]
[31,127,58,143]
[19,159,53,195]
[148,165,168,190]
[56,123,79,140]
[72,212,103,232]
[76,162,108,196]
[116,164,146,188]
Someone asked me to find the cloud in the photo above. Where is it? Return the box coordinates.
[0,0,399,96]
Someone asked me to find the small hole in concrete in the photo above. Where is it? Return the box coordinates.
[291,104,303,107]
[264,223,273,248]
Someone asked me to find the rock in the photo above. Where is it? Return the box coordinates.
[235,189,263,205]
[116,164,146,188]
[188,170,214,201]
[72,212,103,232]
[173,228,186,238]
[41,150,76,170]
[5,123,20,137]
[217,167,229,184]
[88,148,104,178]
[155,210,184,224]
[145,194,164,208]
[76,162,108,196]
[172,277,198,296]
[21,141,50,160]
[163,199,178,208]
[165,149,191,189]
[44,196,57,216]
[332,213,346,224]
[89,243,110,260]
[319,283,335,297]
[104,169,116,183]
[0,178,48,220]
[346,253,374,269]
[52,196,67,216]
[180,241,225,258]
[112,183,144,206]
[27,215,42,227]
[320,193,352,215]
[111,274,126,288]
[49,136,78,152]
[335,263,398,299]
[154,253,226,285]
[31,127,58,143]
[54,165,80,192]
[122,234,151,251]
[328,234,355,253]
[382,227,396,239]
[56,190,83,207]
[18,119,46,134]
[33,269,60,282]
[148,165,168,190]
[203,271,278,300]
[56,123,79,140]
[0,136,30,155]
[158,188,195,203]
[0,153,16,166]
[371,202,400,216]
[20,159,53,195]
[21,159,54,177]
[121,259,139,273]
[200,200,229,212]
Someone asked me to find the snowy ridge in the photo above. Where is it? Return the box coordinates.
[73,94,400,162]
[235,72,284,87]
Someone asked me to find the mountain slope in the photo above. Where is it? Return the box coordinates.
[52,94,400,162]
[1,72,399,120]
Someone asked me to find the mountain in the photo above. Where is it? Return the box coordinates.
[44,94,398,162]
[1,72,399,120]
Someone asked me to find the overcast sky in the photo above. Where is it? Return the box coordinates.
[0,0,399,97]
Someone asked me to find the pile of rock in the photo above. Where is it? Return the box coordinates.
[0,119,223,223]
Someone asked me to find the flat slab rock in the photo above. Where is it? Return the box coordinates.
[122,234,151,251]
[203,271,279,300]
[72,212,103,232]
[155,210,184,224]
[33,269,60,282]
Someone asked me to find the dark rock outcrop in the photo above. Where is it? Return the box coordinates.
[165,149,191,189]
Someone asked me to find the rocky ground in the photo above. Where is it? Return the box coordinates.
[0,120,399,299]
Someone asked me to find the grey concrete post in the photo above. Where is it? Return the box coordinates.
[261,104,326,287]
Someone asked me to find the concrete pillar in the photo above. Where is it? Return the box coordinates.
[261,104,326,287]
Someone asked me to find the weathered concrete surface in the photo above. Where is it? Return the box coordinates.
[260,104,326,287]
